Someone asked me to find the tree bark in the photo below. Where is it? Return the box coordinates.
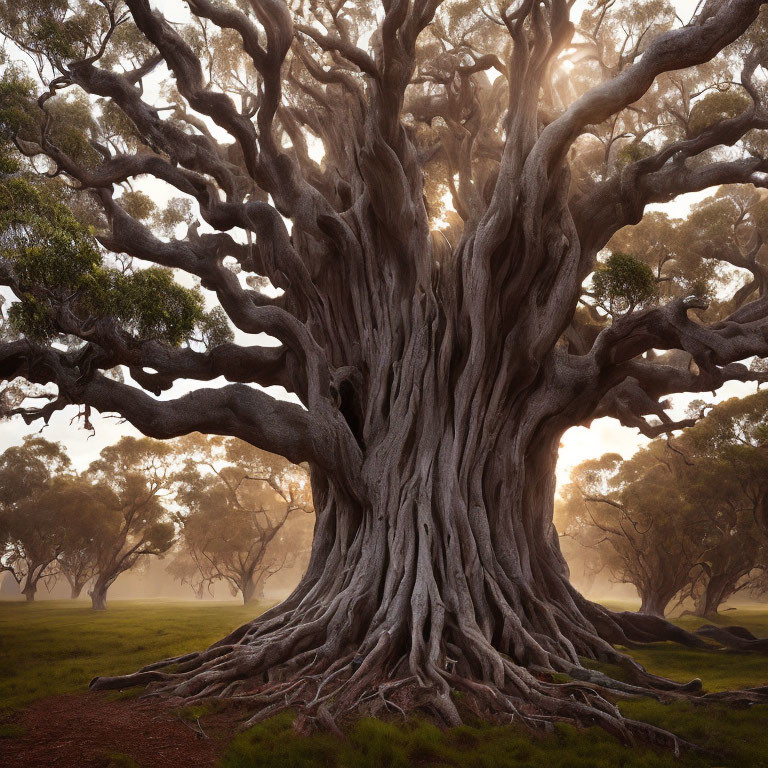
[22,580,36,602]
[90,579,109,611]
[638,591,672,619]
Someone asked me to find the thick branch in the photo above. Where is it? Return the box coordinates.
[0,340,320,467]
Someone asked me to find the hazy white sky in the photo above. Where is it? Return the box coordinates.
[0,0,755,490]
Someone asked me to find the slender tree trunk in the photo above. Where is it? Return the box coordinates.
[22,580,36,602]
[241,577,257,605]
[90,578,109,611]
[66,575,86,599]
[693,575,733,617]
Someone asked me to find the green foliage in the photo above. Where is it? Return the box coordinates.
[82,266,206,347]
[0,0,113,64]
[0,97,222,348]
[591,251,658,314]
[196,305,235,348]
[689,90,751,136]
[153,197,195,238]
[45,93,101,168]
[119,190,157,222]
[0,70,38,142]
[0,167,209,345]
[615,140,655,167]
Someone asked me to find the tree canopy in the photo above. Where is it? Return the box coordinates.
[0,1,767,450]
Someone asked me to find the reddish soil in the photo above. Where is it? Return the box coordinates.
[1,693,240,768]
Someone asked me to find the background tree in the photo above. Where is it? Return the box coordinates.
[675,392,768,616]
[2,0,768,742]
[83,437,175,610]
[171,435,312,604]
[557,448,705,617]
[0,437,71,601]
[47,475,110,599]
[559,393,768,618]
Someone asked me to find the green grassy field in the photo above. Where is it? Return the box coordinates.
[2,599,768,767]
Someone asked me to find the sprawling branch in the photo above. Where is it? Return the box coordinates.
[0,340,319,467]
[532,0,765,170]
[561,294,768,436]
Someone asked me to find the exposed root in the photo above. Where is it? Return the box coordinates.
[89,598,768,756]
[693,624,768,653]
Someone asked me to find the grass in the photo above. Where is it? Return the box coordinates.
[1,599,768,767]
[224,712,693,768]
[0,599,260,715]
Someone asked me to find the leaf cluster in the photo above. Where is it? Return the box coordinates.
[591,251,658,314]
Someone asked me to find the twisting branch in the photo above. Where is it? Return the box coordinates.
[0,340,324,468]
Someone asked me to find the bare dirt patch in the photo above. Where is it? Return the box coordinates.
[1,693,238,768]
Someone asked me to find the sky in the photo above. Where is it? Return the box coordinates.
[0,0,757,491]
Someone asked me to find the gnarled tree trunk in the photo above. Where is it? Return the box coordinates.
[4,0,763,748]
[91,308,750,742]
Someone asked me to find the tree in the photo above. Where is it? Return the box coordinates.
[56,477,113,599]
[0,437,71,601]
[675,392,768,616]
[3,0,768,742]
[557,449,705,618]
[559,394,768,618]
[83,437,175,610]
[170,435,312,604]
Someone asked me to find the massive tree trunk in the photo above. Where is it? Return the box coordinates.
[91,329,756,741]
[5,0,764,748]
